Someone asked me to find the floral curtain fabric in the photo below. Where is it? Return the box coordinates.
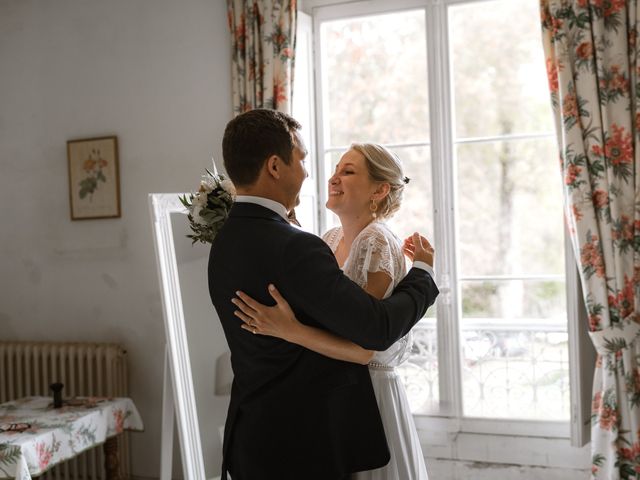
[227,0,297,114]
[540,0,640,477]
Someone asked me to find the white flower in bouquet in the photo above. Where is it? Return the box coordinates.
[179,169,236,244]
[192,206,206,225]
[220,178,237,196]
[200,176,216,194]
[191,191,207,208]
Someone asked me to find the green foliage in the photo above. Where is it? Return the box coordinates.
[78,169,106,199]
[75,424,97,444]
[534,281,563,299]
[461,283,499,317]
[593,453,606,466]
[79,177,98,199]
[0,445,21,466]
[179,172,235,245]
[603,337,628,354]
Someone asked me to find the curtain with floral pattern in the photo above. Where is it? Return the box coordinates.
[227,0,297,114]
[540,1,640,477]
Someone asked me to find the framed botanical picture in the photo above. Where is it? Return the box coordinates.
[67,135,121,220]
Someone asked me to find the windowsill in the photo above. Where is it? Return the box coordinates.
[412,413,571,438]
[413,414,590,470]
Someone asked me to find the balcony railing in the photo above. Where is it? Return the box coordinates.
[397,317,570,420]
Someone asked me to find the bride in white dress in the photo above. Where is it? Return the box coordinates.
[233,143,432,480]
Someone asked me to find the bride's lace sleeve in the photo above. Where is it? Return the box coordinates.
[350,224,403,289]
[354,224,415,366]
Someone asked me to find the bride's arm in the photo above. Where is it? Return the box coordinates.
[233,274,392,365]
[364,271,393,299]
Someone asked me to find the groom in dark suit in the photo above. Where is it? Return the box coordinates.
[208,109,438,480]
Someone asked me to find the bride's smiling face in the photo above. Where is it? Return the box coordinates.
[326,149,379,218]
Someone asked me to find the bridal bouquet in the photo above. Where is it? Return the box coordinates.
[179,169,236,244]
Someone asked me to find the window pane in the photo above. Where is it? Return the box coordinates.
[322,144,439,412]
[320,9,436,411]
[450,0,569,421]
[388,146,438,412]
[461,322,570,420]
[449,0,551,138]
[296,194,317,234]
[456,138,564,277]
[321,10,429,146]
[386,146,434,241]
[461,279,566,320]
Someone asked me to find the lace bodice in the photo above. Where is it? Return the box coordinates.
[323,222,413,367]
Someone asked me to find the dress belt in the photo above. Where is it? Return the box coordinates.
[368,362,395,371]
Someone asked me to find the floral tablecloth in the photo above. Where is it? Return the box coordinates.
[0,396,143,480]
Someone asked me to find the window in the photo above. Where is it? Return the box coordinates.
[293,12,318,234]
[311,0,581,433]
[317,8,439,412]
[450,1,568,421]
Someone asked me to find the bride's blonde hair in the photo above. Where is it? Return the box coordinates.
[350,143,408,219]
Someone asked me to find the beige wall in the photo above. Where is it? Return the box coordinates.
[0,0,232,477]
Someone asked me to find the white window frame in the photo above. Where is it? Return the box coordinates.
[307,0,594,446]
[293,11,320,234]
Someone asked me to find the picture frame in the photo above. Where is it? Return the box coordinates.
[67,135,121,220]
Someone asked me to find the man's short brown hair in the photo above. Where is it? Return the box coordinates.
[222,109,302,187]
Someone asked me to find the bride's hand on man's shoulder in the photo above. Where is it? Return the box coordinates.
[403,232,434,267]
[231,285,301,341]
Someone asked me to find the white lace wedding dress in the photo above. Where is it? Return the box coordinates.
[323,222,429,480]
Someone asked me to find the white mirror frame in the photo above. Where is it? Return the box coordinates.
[149,193,206,480]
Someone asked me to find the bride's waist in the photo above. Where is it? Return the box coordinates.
[367,361,396,372]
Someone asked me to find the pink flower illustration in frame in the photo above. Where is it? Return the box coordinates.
[67,136,121,220]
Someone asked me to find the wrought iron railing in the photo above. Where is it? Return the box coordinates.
[397,318,570,420]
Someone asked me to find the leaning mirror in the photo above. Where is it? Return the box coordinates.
[149,193,229,480]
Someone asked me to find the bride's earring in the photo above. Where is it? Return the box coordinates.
[370,199,378,219]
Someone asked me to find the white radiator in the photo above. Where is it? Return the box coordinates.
[0,341,131,480]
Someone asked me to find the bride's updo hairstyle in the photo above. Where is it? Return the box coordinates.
[351,143,408,220]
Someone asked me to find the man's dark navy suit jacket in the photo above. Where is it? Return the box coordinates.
[209,202,438,480]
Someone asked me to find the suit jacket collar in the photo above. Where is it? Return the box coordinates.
[229,201,290,225]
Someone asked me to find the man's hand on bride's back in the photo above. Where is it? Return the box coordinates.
[402,232,435,267]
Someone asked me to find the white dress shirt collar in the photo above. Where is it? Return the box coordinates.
[235,195,289,222]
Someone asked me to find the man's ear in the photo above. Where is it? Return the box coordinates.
[265,155,281,179]
[371,183,390,201]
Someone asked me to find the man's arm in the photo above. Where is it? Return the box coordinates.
[233,271,394,363]
[276,232,438,351]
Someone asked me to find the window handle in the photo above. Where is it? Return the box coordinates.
[437,273,452,305]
